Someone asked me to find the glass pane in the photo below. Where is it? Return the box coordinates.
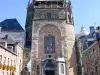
[44,34,55,53]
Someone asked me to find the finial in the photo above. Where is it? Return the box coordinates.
[94,22,96,28]
[81,25,85,31]
[28,0,30,6]
[28,0,30,3]
[68,0,71,5]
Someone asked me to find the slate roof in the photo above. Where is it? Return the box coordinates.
[0,19,24,32]
[81,28,100,50]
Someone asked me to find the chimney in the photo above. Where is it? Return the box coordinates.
[89,26,95,33]
[5,35,8,39]
[96,26,100,30]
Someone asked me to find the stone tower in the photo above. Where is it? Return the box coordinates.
[23,0,33,71]
[25,0,76,75]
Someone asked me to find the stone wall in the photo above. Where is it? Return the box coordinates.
[82,41,100,75]
[31,20,76,75]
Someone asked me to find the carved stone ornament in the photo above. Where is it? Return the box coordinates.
[59,25,66,36]
[33,35,38,40]
[31,61,37,75]
[32,42,36,50]
[34,22,40,33]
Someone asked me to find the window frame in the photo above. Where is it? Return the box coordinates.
[7,46,13,51]
[44,34,55,53]
[4,57,6,64]
[0,55,2,64]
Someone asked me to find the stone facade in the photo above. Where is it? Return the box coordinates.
[0,42,23,75]
[24,0,77,75]
[31,21,76,75]
[82,38,100,75]
[23,48,31,70]
[0,31,25,47]
[0,44,17,75]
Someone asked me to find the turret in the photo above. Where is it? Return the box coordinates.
[25,0,34,48]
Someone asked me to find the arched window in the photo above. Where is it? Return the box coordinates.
[61,64,64,74]
[44,34,55,53]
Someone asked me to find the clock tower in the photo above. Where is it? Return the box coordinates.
[25,0,76,75]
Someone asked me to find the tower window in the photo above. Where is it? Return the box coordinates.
[44,34,55,53]
[47,2,51,7]
[52,2,57,5]
[41,2,46,5]
[46,13,58,19]
[35,2,40,6]
[47,13,52,19]
[52,2,57,8]
[68,15,72,23]
[58,2,63,7]
[41,2,46,8]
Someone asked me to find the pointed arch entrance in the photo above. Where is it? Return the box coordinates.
[44,59,56,75]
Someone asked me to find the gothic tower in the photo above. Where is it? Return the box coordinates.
[23,0,33,71]
[25,0,76,75]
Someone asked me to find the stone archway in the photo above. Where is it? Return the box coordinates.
[44,59,56,75]
[38,24,62,58]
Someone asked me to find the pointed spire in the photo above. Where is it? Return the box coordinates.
[67,0,72,13]
[28,0,30,6]
[68,0,71,5]
[32,0,35,3]
[29,0,31,3]
[81,25,85,32]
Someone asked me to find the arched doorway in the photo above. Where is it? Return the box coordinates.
[44,59,56,75]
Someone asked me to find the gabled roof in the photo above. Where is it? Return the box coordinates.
[0,19,24,32]
[1,35,16,44]
[81,31,100,50]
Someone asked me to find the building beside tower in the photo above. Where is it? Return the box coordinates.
[75,26,100,75]
[24,0,76,75]
[0,18,25,47]
[0,18,25,75]
[81,26,100,75]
